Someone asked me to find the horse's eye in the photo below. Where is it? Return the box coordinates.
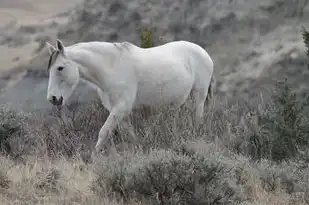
[58,66,64,71]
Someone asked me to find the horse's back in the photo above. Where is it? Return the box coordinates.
[131,41,213,106]
[143,40,214,87]
[166,41,214,88]
[142,41,213,73]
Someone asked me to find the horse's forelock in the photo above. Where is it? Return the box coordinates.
[47,50,60,71]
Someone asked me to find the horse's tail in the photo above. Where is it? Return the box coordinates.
[206,71,216,103]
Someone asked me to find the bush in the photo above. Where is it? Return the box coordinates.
[140,27,154,48]
[245,28,309,162]
[247,77,309,162]
[91,149,242,205]
[302,27,309,58]
[0,105,29,158]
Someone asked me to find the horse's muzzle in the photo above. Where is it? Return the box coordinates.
[49,96,63,106]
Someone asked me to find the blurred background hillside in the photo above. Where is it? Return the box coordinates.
[0,0,309,111]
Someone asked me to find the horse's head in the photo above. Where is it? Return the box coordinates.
[45,39,79,106]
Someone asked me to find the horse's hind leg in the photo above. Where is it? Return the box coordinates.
[118,117,139,149]
[192,90,203,127]
[192,84,209,127]
[193,67,214,127]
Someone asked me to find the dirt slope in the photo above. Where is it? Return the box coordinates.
[0,0,82,72]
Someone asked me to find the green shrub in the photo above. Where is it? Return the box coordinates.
[302,27,309,57]
[271,78,309,160]
[140,27,154,48]
[245,28,309,162]
[249,78,309,162]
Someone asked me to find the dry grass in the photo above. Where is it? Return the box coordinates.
[0,156,119,205]
[0,82,309,204]
[0,142,308,205]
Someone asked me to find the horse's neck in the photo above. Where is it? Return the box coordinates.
[66,47,115,91]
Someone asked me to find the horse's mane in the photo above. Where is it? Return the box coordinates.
[70,41,133,57]
[112,41,133,53]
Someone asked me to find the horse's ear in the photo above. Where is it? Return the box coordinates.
[46,42,56,54]
[56,39,65,53]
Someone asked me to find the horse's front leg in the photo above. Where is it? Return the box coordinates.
[94,101,133,155]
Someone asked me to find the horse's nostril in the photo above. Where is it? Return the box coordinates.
[49,96,58,105]
[59,96,63,104]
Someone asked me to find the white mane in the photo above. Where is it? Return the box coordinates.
[68,41,133,56]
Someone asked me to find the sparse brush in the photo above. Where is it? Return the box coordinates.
[92,149,242,205]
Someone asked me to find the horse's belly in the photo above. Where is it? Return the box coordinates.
[135,72,194,106]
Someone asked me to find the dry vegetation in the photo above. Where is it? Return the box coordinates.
[1,28,309,205]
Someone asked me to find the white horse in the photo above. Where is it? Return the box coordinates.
[45,39,215,154]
